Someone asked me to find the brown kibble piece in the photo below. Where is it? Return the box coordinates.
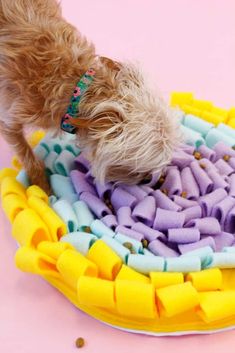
[223,154,230,162]
[75,337,85,348]
[158,176,165,185]
[161,188,168,196]
[123,242,133,250]
[181,191,187,198]
[83,226,91,233]
[141,239,148,248]
[104,199,114,212]
[193,151,201,160]
[199,163,206,169]
[142,176,152,184]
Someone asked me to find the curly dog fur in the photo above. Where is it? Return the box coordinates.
[0,0,182,192]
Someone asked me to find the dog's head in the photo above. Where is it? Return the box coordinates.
[71,57,182,184]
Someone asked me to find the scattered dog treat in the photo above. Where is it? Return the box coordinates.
[193,151,201,160]
[75,337,85,349]
[123,242,133,250]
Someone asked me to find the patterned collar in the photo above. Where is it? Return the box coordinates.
[60,68,96,134]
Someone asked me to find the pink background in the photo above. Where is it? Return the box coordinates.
[1,0,235,352]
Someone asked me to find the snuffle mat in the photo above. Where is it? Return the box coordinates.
[1,92,235,336]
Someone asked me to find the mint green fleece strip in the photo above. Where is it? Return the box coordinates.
[165,256,201,273]
[54,150,75,176]
[127,254,164,275]
[50,174,78,204]
[181,246,213,268]
[180,125,205,148]
[73,200,95,230]
[205,128,235,148]
[183,114,214,137]
[44,151,59,175]
[204,252,235,269]
[60,232,97,255]
[16,170,30,188]
[101,235,130,263]
[217,123,235,140]
[52,199,79,233]
[115,233,143,254]
[90,219,115,238]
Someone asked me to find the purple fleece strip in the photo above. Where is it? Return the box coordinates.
[171,150,194,169]
[207,169,229,190]
[181,167,200,199]
[140,185,153,194]
[95,181,113,200]
[198,158,218,173]
[228,174,235,197]
[199,188,227,217]
[161,168,182,196]
[165,165,178,173]
[132,196,156,227]
[173,195,198,209]
[132,222,166,242]
[153,208,185,231]
[181,205,202,224]
[141,171,161,187]
[70,170,97,196]
[168,228,200,244]
[166,240,181,252]
[80,191,112,218]
[74,153,90,173]
[115,225,144,241]
[111,187,137,211]
[179,144,195,155]
[228,157,235,170]
[211,196,235,227]
[85,170,95,185]
[101,215,118,231]
[121,184,147,202]
[148,239,179,257]
[190,161,213,195]
[212,232,235,252]
[117,206,135,228]
[224,206,235,233]
[151,190,182,211]
[213,141,235,161]
[198,145,216,162]
[178,236,216,254]
[186,217,221,235]
[214,159,234,176]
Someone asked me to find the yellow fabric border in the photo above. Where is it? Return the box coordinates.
[170,92,235,127]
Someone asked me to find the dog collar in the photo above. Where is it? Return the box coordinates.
[60,68,96,134]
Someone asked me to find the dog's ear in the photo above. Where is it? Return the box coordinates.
[68,104,124,135]
[99,56,122,73]
[67,115,112,130]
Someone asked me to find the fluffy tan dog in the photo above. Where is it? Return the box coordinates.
[0,0,181,193]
